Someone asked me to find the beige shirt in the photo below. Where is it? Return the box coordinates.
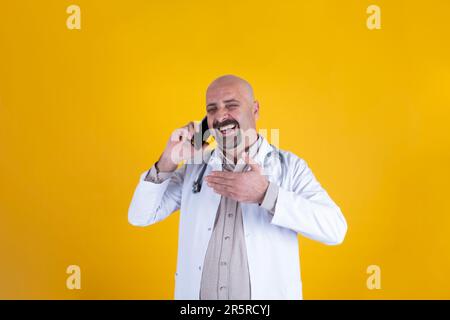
[145,136,279,300]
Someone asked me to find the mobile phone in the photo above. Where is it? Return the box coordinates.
[191,116,211,149]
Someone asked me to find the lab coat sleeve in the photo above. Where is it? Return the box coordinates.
[128,164,186,227]
[270,156,347,245]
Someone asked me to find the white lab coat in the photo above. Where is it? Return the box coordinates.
[128,136,347,300]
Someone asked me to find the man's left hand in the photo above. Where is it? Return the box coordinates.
[205,153,269,204]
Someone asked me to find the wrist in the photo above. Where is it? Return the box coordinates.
[157,154,177,172]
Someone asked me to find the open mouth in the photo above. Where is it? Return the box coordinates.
[218,123,238,136]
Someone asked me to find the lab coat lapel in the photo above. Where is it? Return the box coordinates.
[194,150,222,232]
[241,136,274,230]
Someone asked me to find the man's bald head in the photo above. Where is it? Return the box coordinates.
[206,74,255,103]
[205,74,260,151]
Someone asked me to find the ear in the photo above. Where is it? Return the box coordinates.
[253,100,260,120]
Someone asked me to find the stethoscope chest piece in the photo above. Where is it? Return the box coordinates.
[192,180,202,193]
[192,161,209,194]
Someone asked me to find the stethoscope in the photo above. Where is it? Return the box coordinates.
[192,145,285,193]
[192,160,209,193]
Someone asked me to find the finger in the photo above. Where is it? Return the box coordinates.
[193,121,200,134]
[181,128,190,141]
[183,141,198,163]
[172,128,189,143]
[208,171,237,180]
[206,177,234,187]
[211,184,235,198]
[186,122,195,140]
[191,120,205,148]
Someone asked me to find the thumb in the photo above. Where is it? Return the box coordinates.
[244,152,261,173]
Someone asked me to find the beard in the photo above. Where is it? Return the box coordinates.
[217,129,242,150]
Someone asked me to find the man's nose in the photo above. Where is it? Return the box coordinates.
[215,107,229,124]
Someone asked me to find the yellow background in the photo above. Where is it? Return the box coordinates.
[1,0,449,299]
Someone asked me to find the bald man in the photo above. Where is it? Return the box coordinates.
[128,75,348,300]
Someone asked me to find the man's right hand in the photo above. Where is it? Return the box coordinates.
[156,121,207,172]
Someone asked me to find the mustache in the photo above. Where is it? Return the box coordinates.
[213,118,240,129]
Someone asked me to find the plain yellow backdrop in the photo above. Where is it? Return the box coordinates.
[1,0,449,299]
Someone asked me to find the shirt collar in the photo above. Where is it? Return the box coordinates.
[208,134,272,171]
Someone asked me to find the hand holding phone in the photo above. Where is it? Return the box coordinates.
[157,118,210,171]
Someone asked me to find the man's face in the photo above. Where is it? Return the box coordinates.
[206,82,258,150]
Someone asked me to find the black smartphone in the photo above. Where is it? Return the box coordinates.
[191,116,211,149]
